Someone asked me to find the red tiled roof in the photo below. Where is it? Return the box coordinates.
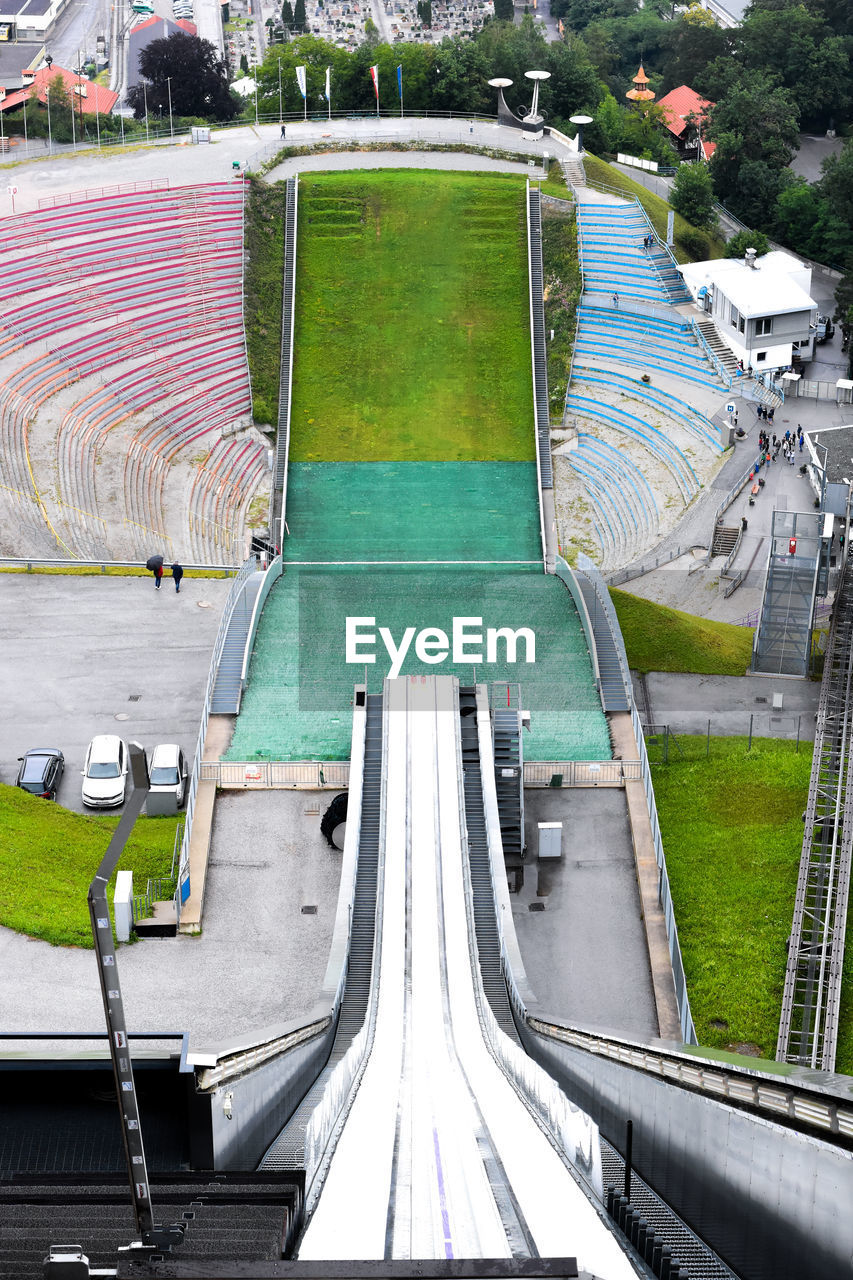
[657,84,714,139]
[0,64,119,115]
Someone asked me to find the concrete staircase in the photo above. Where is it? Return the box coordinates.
[695,318,740,376]
[712,525,739,557]
[561,158,587,190]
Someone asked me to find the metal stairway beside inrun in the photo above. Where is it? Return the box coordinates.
[208,570,265,713]
[570,568,631,713]
[259,693,383,1174]
[527,185,554,491]
[458,686,522,1042]
[490,686,525,863]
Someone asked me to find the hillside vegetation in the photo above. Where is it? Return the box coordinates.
[611,588,754,675]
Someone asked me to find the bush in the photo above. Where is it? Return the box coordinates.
[725,229,770,258]
[679,226,710,260]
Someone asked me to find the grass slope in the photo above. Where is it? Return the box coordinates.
[0,785,178,947]
[580,155,726,263]
[542,201,582,424]
[652,736,810,1059]
[245,178,285,426]
[611,588,754,675]
[290,170,534,462]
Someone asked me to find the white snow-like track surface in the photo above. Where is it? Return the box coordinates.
[298,675,638,1277]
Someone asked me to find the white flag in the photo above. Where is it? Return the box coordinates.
[295,65,307,99]
[325,66,331,102]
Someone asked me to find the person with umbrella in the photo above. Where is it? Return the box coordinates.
[146,554,164,589]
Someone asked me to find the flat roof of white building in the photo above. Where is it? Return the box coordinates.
[680,250,817,317]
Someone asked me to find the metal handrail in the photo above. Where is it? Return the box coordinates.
[526,182,549,571]
[577,553,697,1044]
[690,318,733,390]
[177,556,259,902]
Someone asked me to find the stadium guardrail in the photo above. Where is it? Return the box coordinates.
[578,553,697,1044]
[178,556,259,903]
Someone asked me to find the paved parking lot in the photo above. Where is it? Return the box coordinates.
[0,573,231,812]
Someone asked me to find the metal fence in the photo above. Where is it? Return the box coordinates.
[523,760,639,786]
[200,758,635,789]
[606,544,691,586]
[201,760,350,789]
[793,378,853,403]
[178,557,259,900]
[578,555,697,1044]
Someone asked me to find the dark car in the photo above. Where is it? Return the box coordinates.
[16,748,65,800]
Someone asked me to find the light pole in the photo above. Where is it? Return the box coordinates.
[278,57,283,123]
[143,81,149,142]
[23,93,28,155]
[166,75,173,138]
[45,83,53,154]
[254,75,258,126]
[95,93,100,148]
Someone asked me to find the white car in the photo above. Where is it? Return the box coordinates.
[81,735,129,808]
[149,743,188,807]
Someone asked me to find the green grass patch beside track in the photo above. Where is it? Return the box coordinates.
[652,736,811,1060]
[611,588,754,675]
[290,169,534,462]
[542,201,581,425]
[245,177,285,426]
[0,784,178,948]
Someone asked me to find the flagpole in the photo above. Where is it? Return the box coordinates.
[327,67,331,121]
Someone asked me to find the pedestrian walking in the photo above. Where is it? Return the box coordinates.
[768,407,774,423]
[784,429,791,445]
[612,292,619,308]
[171,562,184,593]
[799,435,804,451]
[145,554,164,589]
[280,124,287,139]
[789,448,796,466]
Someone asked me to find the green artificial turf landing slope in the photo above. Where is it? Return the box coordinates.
[291,170,534,462]
[282,461,542,564]
[227,569,611,764]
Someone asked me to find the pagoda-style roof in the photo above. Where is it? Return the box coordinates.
[626,62,655,102]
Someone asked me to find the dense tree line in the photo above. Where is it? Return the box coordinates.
[252,17,602,128]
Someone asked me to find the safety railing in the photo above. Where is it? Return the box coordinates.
[523,760,640,785]
[464,685,603,1193]
[689,319,733,390]
[0,557,241,572]
[37,179,170,209]
[578,554,696,1044]
[239,555,283,690]
[201,759,350,788]
[606,544,690,586]
[553,556,600,687]
[526,1018,853,1140]
[178,556,259,900]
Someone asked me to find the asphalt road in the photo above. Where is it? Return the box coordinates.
[0,574,230,814]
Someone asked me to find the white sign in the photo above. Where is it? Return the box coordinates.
[6,185,16,194]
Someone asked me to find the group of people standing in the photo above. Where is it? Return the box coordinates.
[756,425,804,468]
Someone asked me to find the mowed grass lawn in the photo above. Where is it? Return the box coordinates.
[290,170,534,461]
[0,784,177,948]
[611,588,754,675]
[652,737,811,1060]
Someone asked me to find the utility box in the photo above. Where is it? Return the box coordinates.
[114,870,133,942]
[538,821,562,860]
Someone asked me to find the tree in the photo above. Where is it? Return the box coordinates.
[670,162,716,228]
[724,229,770,258]
[282,0,294,25]
[705,70,799,224]
[293,0,306,29]
[240,53,249,74]
[127,33,237,120]
[493,0,513,19]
